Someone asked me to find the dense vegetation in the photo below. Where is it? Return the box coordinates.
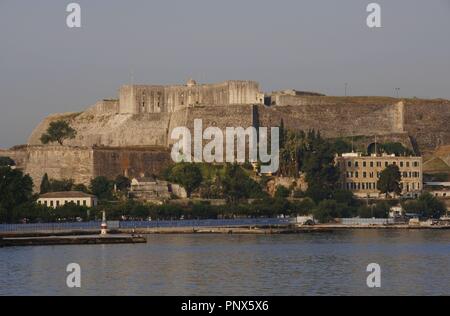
[0,128,447,223]
[401,192,446,219]
[0,165,34,222]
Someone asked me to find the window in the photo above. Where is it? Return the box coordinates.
[83,200,87,206]
[56,201,60,207]
[77,201,80,206]
[355,172,359,178]
[377,161,381,167]
[355,161,359,167]
[50,201,54,207]
[385,162,389,167]
[406,162,410,167]
[400,161,404,167]
[414,161,419,167]
[363,172,367,178]
[370,162,374,167]
[363,162,367,167]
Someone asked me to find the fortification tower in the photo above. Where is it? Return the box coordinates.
[118,79,264,114]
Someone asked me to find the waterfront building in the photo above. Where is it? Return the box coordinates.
[423,182,450,198]
[37,191,98,208]
[335,152,423,198]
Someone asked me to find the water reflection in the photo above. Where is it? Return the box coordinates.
[0,230,449,295]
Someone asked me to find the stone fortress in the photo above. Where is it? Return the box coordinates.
[119,80,264,114]
[2,78,450,190]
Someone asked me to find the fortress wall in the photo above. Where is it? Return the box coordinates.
[0,146,29,169]
[85,100,119,115]
[2,145,173,191]
[257,102,404,138]
[347,133,414,153]
[24,146,94,190]
[274,95,398,107]
[119,85,136,114]
[96,113,170,147]
[93,147,172,180]
[28,112,171,148]
[118,81,263,114]
[228,81,264,105]
[168,105,255,146]
[403,99,450,153]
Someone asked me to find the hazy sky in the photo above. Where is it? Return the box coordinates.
[0,0,449,148]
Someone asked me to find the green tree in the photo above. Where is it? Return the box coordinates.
[73,183,89,193]
[291,197,316,216]
[313,200,339,223]
[49,179,74,192]
[0,166,34,222]
[402,192,446,219]
[305,183,332,203]
[357,202,390,218]
[0,156,15,167]
[331,139,353,155]
[377,165,402,198]
[302,130,340,201]
[40,120,77,145]
[221,163,264,204]
[115,175,131,192]
[40,173,51,194]
[90,176,114,200]
[167,163,203,197]
[274,185,290,199]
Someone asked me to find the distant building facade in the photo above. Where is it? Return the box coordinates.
[119,79,264,114]
[424,182,450,199]
[336,153,423,198]
[37,191,98,208]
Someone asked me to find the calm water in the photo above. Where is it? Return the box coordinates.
[1,230,449,296]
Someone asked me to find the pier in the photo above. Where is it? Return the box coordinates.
[0,235,146,247]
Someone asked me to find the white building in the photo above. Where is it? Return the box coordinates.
[37,191,98,208]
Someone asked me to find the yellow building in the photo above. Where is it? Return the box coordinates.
[37,191,98,208]
[335,153,423,198]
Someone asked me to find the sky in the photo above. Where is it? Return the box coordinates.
[0,0,449,148]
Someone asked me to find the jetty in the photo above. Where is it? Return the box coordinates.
[0,234,146,247]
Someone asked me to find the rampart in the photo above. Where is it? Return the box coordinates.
[10,80,450,188]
